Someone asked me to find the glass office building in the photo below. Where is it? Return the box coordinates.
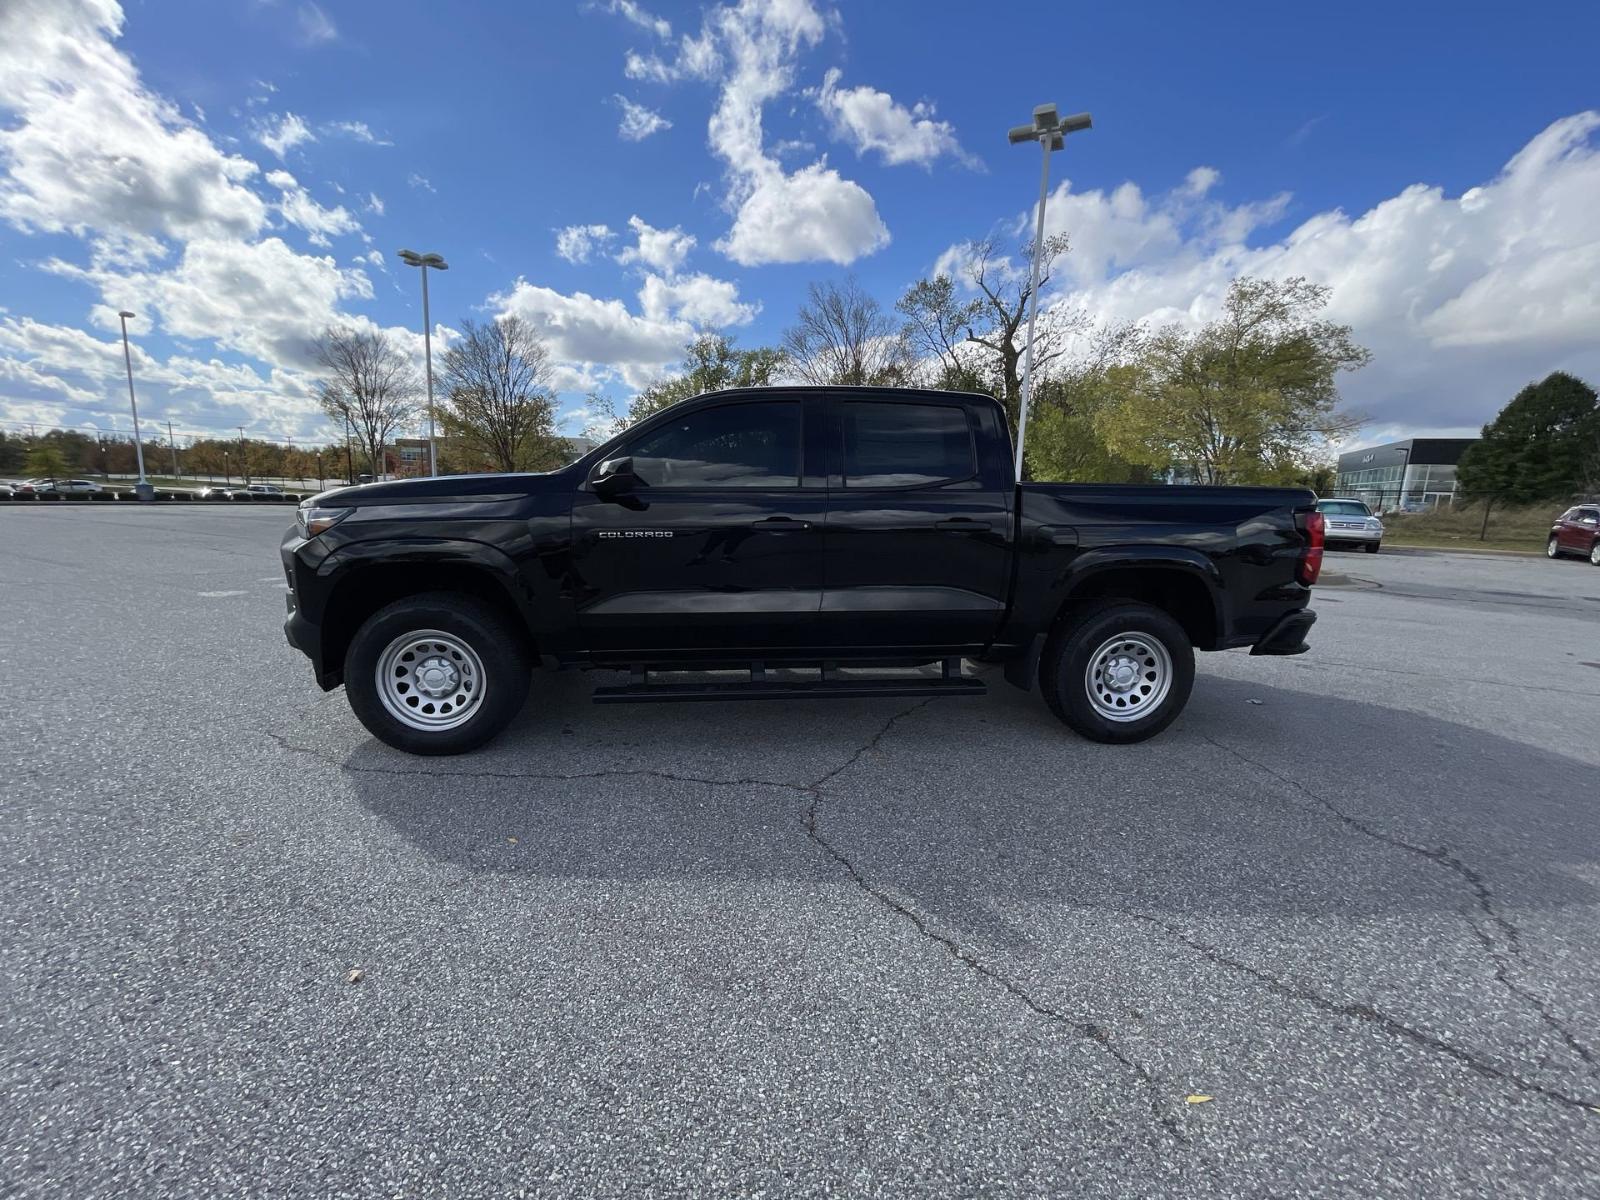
[1333,438,1476,511]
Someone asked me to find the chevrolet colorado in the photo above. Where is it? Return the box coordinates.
[282,387,1322,754]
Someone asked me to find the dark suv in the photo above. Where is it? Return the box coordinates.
[1547,505,1600,564]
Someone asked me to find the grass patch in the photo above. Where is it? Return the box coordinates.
[1380,501,1557,554]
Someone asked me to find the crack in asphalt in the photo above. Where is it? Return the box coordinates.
[1202,733,1599,1105]
[797,700,1189,1145]
[265,706,1191,1143]
[1102,905,1600,1114]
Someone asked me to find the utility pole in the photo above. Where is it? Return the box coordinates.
[167,420,179,479]
[238,425,249,484]
[344,414,354,483]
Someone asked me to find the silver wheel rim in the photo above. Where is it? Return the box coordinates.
[1591,543,1600,566]
[375,629,486,732]
[1085,631,1173,723]
[1547,539,1559,558]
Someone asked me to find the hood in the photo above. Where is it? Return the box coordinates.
[306,469,575,508]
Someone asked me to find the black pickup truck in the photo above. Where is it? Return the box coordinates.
[282,387,1323,754]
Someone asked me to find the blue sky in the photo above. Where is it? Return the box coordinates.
[2,0,1598,449]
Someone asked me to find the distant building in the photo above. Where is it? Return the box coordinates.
[1334,437,1477,510]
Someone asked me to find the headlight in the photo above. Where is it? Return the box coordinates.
[296,505,353,538]
[1368,518,1383,529]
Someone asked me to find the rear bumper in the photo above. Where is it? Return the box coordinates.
[1250,608,1316,656]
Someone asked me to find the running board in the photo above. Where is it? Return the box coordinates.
[592,659,985,705]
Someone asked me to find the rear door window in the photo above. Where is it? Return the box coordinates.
[843,401,975,488]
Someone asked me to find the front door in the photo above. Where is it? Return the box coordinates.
[570,396,825,655]
[820,395,1013,651]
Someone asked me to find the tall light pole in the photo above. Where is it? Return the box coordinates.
[116,310,153,500]
[1006,104,1091,482]
[398,249,448,476]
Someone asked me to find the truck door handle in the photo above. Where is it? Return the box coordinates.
[936,518,991,533]
[751,517,810,531]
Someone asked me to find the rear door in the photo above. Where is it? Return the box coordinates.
[820,394,1013,650]
[570,395,826,654]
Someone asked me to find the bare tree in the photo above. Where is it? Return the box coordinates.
[781,278,911,386]
[314,326,421,479]
[437,316,565,472]
[899,235,1088,432]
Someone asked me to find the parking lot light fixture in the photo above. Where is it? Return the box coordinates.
[397,249,448,477]
[116,310,152,498]
[1007,104,1091,483]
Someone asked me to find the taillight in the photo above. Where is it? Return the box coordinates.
[1297,510,1325,586]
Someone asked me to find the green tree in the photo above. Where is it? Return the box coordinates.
[1458,371,1600,504]
[630,333,786,424]
[435,315,567,472]
[1096,277,1369,484]
[24,444,70,477]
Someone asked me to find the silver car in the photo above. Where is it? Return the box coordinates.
[1317,498,1384,553]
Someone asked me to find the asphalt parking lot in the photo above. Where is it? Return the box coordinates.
[3,506,1598,1198]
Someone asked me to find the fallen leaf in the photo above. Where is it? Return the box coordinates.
[507,836,519,844]
[346,968,365,985]
[1185,1094,1213,1105]
[1246,699,1264,706]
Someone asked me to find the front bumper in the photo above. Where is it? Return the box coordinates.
[1324,523,1382,545]
[1251,608,1316,656]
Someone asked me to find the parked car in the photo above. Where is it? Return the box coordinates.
[1315,498,1383,552]
[283,386,1324,756]
[18,477,102,495]
[0,483,14,497]
[197,482,283,499]
[1547,504,1600,564]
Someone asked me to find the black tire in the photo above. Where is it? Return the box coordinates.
[1547,536,1562,559]
[1039,601,1195,744]
[1590,540,1600,567]
[344,591,532,755]
[1364,541,1380,554]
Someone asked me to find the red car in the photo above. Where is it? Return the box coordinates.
[1547,504,1600,564]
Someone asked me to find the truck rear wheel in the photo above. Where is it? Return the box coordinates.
[1040,601,1194,744]
[344,591,531,755]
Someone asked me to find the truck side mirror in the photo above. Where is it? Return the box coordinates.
[590,456,639,498]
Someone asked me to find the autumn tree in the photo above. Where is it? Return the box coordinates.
[781,278,911,387]
[629,333,786,424]
[1095,277,1369,484]
[436,316,566,472]
[313,326,422,478]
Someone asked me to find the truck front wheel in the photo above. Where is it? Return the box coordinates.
[1040,601,1195,744]
[344,591,531,755]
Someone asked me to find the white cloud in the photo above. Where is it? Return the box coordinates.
[815,69,975,169]
[44,236,373,369]
[326,120,392,146]
[264,169,360,245]
[598,0,672,39]
[555,222,615,263]
[256,111,314,159]
[0,0,267,242]
[492,278,692,389]
[614,95,672,141]
[615,0,888,267]
[717,162,886,266]
[615,215,694,273]
[407,172,435,192]
[1021,112,1600,432]
[295,2,337,46]
[638,272,757,326]
[364,192,385,216]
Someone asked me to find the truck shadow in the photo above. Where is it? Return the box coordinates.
[340,670,1600,942]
